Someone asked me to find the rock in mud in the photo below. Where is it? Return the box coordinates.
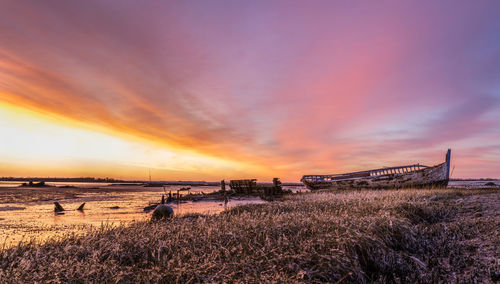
[77,203,85,211]
[151,204,174,221]
[54,202,64,212]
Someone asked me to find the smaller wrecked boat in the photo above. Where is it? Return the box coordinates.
[301,149,451,190]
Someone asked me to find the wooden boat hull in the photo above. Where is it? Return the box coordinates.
[302,150,451,190]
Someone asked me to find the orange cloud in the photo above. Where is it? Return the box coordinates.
[1,1,499,180]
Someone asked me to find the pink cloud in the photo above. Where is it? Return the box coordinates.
[1,1,499,180]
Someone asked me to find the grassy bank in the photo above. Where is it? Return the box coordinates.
[0,189,498,282]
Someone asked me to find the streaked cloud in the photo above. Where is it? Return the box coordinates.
[0,0,499,180]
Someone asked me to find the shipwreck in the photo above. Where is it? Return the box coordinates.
[301,149,451,190]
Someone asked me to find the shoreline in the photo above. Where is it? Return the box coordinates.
[0,184,273,248]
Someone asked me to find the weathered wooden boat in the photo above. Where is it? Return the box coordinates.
[301,149,451,190]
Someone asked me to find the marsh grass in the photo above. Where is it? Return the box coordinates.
[0,189,498,283]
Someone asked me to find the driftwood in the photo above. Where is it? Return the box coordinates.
[144,180,287,212]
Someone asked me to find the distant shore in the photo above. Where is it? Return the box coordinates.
[0,177,303,187]
[2,175,498,185]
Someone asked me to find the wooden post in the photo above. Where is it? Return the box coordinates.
[445,149,451,180]
[273,177,282,195]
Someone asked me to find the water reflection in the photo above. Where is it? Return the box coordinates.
[0,185,305,248]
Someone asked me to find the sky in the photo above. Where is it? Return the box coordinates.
[0,0,499,181]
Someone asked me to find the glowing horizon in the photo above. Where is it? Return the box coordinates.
[1,1,499,181]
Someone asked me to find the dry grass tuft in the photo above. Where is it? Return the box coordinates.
[0,188,498,283]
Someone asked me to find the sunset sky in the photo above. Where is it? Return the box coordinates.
[1,1,499,181]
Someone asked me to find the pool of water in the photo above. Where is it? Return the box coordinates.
[0,185,298,248]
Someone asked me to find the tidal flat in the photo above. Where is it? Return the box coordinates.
[0,184,275,247]
[0,188,498,282]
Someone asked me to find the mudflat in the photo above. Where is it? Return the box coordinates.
[0,184,264,248]
[0,185,159,203]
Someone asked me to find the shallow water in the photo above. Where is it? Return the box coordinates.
[0,185,298,248]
